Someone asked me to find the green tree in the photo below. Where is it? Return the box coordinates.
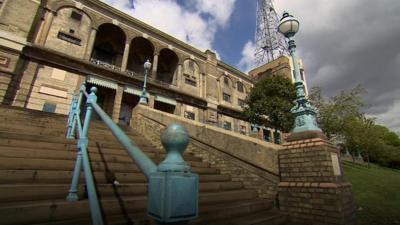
[310,85,400,168]
[309,85,365,139]
[343,116,378,167]
[243,75,296,132]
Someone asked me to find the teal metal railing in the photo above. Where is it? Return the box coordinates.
[65,82,198,225]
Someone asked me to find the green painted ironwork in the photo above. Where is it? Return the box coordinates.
[66,86,104,225]
[278,12,321,133]
[139,59,152,105]
[66,81,198,224]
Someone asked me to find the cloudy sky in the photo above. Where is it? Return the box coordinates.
[102,0,400,133]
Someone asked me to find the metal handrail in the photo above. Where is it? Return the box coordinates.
[65,82,198,225]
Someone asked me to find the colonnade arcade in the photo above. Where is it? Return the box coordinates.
[90,23,179,86]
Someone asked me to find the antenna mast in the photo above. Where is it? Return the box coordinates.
[254,0,289,67]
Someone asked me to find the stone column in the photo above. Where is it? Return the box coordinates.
[112,84,124,123]
[121,39,130,72]
[176,64,183,87]
[270,130,274,143]
[278,132,355,225]
[217,79,222,104]
[12,61,40,107]
[84,28,97,60]
[37,10,55,45]
[148,94,155,108]
[199,73,203,98]
[174,102,182,116]
[151,53,159,78]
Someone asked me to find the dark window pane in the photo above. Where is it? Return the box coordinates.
[223,121,232,130]
[185,78,197,86]
[238,99,245,108]
[237,82,244,93]
[43,103,56,113]
[71,11,82,21]
[224,77,229,86]
[223,93,231,102]
[184,111,195,120]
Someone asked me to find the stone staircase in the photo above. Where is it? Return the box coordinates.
[0,105,288,225]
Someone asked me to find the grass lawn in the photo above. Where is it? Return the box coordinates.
[343,161,400,225]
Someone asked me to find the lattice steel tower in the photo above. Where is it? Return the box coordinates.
[254,0,289,67]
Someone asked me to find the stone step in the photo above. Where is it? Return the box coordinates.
[0,157,217,174]
[207,209,288,225]
[0,170,232,184]
[0,131,143,151]
[192,199,274,224]
[0,125,126,142]
[0,182,244,202]
[0,190,260,225]
[31,199,274,225]
[0,132,156,154]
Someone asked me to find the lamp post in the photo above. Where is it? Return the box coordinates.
[139,59,152,105]
[278,12,321,133]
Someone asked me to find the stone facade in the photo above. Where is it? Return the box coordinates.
[0,0,287,143]
[132,104,281,201]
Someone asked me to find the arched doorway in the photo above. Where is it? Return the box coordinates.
[91,23,126,67]
[156,49,178,84]
[127,37,154,75]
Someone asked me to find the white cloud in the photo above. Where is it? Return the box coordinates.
[101,0,236,51]
[190,0,236,27]
[370,99,400,133]
[237,40,256,73]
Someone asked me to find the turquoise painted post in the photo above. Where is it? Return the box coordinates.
[79,87,104,225]
[68,83,198,224]
[70,83,86,138]
[278,12,321,133]
[148,124,199,225]
[66,83,87,201]
[90,99,199,223]
[66,94,76,138]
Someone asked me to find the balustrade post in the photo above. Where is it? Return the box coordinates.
[148,124,199,225]
[79,87,104,225]
[66,95,77,139]
[68,83,86,139]
[66,83,87,201]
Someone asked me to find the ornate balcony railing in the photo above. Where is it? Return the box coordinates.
[90,58,121,72]
[66,82,199,225]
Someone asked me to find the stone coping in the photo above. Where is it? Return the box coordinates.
[278,182,352,189]
[133,105,281,175]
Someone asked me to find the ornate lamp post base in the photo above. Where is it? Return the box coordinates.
[139,94,148,105]
[291,83,321,133]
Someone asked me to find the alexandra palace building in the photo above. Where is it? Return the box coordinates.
[0,0,306,144]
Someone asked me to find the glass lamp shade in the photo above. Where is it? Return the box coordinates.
[144,60,152,70]
[278,13,300,38]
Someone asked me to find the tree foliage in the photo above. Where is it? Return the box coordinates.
[309,85,365,139]
[309,85,400,168]
[243,75,296,132]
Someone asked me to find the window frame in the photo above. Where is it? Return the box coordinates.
[223,93,231,102]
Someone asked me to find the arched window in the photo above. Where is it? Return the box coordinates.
[156,49,179,84]
[237,82,244,93]
[91,23,126,66]
[127,37,154,74]
[224,77,229,86]
[183,59,199,87]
